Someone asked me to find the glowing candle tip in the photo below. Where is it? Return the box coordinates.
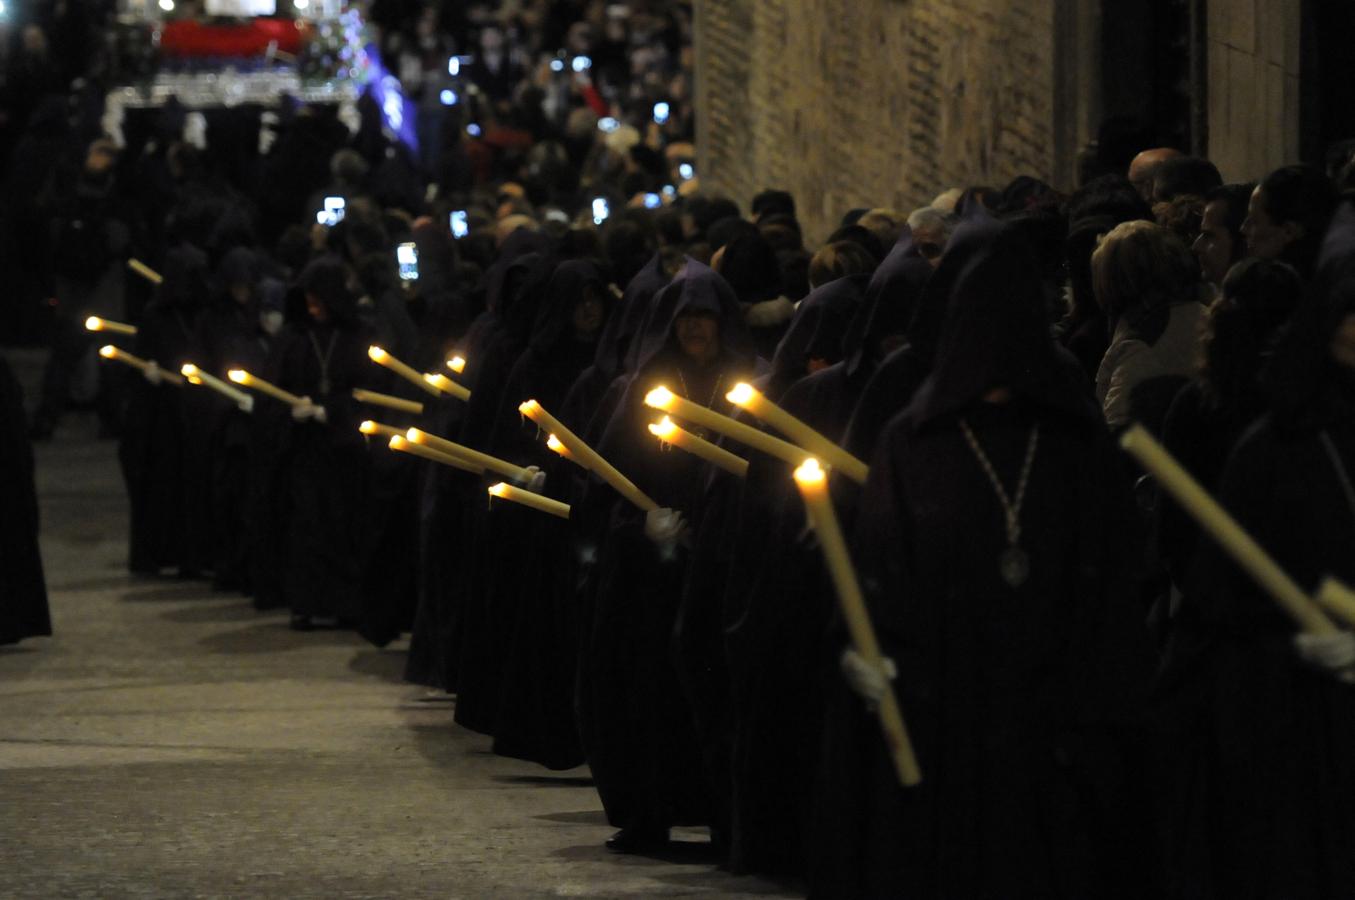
[227,369,247,383]
[644,386,674,409]
[793,458,826,485]
[726,383,756,405]
[389,435,406,449]
[99,345,116,358]
[85,316,102,331]
[368,345,387,362]
[447,356,466,374]
[488,482,508,497]
[360,421,376,434]
[181,364,198,377]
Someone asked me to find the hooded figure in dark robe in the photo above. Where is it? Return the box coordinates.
[0,355,50,645]
[486,259,613,769]
[582,261,757,853]
[1156,197,1355,899]
[812,220,1157,899]
[267,256,377,628]
[404,228,549,689]
[718,273,867,878]
[119,245,213,576]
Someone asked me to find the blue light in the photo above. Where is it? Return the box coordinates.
[598,117,619,133]
[653,102,670,124]
[572,56,592,73]
[550,59,565,73]
[447,57,460,76]
[440,89,458,106]
[592,197,610,225]
[467,123,482,137]
[643,193,661,209]
[679,163,694,181]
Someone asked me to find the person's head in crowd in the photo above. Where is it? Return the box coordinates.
[219,247,260,309]
[858,208,908,251]
[998,175,1063,214]
[1242,164,1339,278]
[653,208,686,246]
[1200,257,1302,408]
[1127,146,1183,200]
[495,214,538,247]
[809,240,878,289]
[1192,182,1255,287]
[826,223,885,261]
[167,141,206,184]
[330,149,369,189]
[713,232,782,306]
[751,189,796,223]
[342,206,389,263]
[760,217,803,253]
[1153,193,1206,247]
[1092,219,1199,325]
[1151,155,1222,203]
[496,195,536,221]
[839,208,869,227]
[777,248,811,301]
[299,257,357,328]
[81,137,119,185]
[605,219,657,288]
[706,216,758,253]
[931,187,964,213]
[907,206,958,267]
[274,225,313,277]
[683,195,740,241]
[1066,174,1153,226]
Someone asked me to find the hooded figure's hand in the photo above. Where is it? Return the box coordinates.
[237,394,255,414]
[1294,631,1355,682]
[840,647,897,709]
[143,361,163,386]
[644,507,686,545]
[291,398,327,424]
[517,465,547,494]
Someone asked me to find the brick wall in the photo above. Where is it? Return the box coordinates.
[694,0,1071,243]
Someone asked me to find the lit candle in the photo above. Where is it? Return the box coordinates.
[388,435,484,474]
[368,346,441,396]
[127,258,163,285]
[1317,578,1355,629]
[793,458,922,787]
[405,428,530,482]
[545,433,585,467]
[644,386,805,468]
[99,345,185,385]
[649,416,749,478]
[227,368,306,407]
[85,316,137,336]
[447,355,467,375]
[520,400,657,512]
[352,388,424,415]
[423,372,472,402]
[1121,424,1337,634]
[181,364,250,406]
[726,382,869,484]
[488,481,571,519]
[359,420,405,440]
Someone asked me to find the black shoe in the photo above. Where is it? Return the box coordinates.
[605,826,669,854]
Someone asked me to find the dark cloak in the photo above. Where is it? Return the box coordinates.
[266,257,377,621]
[581,261,757,833]
[488,259,613,769]
[812,223,1156,899]
[118,245,213,575]
[0,356,50,645]
[1156,207,1355,899]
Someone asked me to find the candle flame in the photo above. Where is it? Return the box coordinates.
[227,369,248,384]
[85,316,103,331]
[518,399,540,416]
[99,345,116,358]
[648,417,678,440]
[181,364,199,377]
[488,482,509,497]
[793,457,826,486]
[726,383,756,406]
[389,435,406,449]
[447,356,466,374]
[644,386,674,409]
[406,428,427,444]
[368,346,388,363]
[546,434,569,455]
[359,420,377,435]
[187,376,203,385]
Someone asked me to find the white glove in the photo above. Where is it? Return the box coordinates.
[290,398,327,423]
[517,465,547,494]
[1294,632,1355,682]
[143,361,163,385]
[840,647,897,708]
[237,394,255,414]
[644,507,686,545]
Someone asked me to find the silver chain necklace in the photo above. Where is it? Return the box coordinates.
[676,369,724,439]
[308,330,338,395]
[958,418,1040,587]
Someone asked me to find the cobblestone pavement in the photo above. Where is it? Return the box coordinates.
[0,377,796,899]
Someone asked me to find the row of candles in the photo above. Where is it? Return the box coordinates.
[90,287,1355,790]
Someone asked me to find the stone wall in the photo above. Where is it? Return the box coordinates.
[693,0,1082,243]
[1204,0,1300,182]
